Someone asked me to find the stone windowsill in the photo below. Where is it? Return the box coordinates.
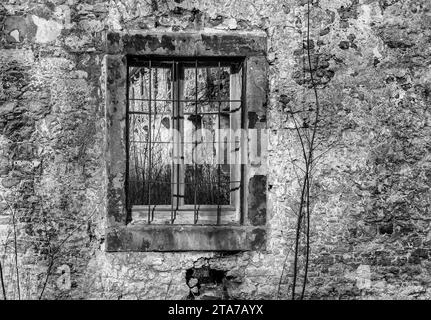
[106,224,266,252]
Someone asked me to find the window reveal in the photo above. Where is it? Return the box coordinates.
[126,57,244,225]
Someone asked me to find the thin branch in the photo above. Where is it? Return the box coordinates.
[301,171,311,299]
[38,202,101,300]
[0,194,20,299]
[299,0,321,299]
[12,209,20,300]
[291,111,309,165]
[0,259,6,300]
[291,149,309,299]
[291,0,322,300]
[277,244,294,299]
[286,149,305,182]
[38,255,54,300]
[164,276,173,300]
[310,139,340,170]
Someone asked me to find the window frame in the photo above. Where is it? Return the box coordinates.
[126,56,245,226]
[105,31,268,252]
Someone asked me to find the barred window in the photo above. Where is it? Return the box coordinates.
[126,57,244,225]
[106,32,267,251]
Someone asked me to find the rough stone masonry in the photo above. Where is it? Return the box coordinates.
[0,0,431,300]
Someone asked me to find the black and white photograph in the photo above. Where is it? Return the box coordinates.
[0,0,430,313]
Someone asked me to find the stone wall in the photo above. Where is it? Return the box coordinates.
[1,0,430,300]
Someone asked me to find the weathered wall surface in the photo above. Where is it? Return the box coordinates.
[0,0,430,299]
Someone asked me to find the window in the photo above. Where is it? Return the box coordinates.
[105,32,268,251]
[126,57,244,225]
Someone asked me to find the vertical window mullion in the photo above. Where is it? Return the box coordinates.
[194,60,199,224]
[147,60,152,224]
[171,60,176,223]
[172,61,182,221]
[239,59,246,225]
[177,63,185,210]
[230,61,243,223]
[217,61,222,225]
[125,60,131,223]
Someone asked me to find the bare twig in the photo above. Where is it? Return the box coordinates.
[299,0,321,299]
[0,259,6,300]
[0,193,20,299]
[291,161,309,299]
[165,276,173,300]
[277,244,294,299]
[290,0,322,300]
[11,206,20,300]
[38,255,55,300]
[301,172,311,299]
[38,202,101,300]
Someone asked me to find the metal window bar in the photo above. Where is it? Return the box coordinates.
[174,61,181,223]
[129,111,239,116]
[127,57,243,225]
[217,61,222,225]
[239,59,246,225]
[148,60,152,223]
[171,60,175,224]
[128,180,241,185]
[129,98,242,103]
[193,60,199,224]
[125,60,131,223]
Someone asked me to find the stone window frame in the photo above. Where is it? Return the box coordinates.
[104,31,268,252]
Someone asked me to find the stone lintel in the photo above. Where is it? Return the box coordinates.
[106,31,267,57]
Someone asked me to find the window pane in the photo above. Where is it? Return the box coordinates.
[127,59,243,212]
[183,66,231,102]
[132,100,173,115]
[129,66,173,112]
[128,142,172,206]
[151,67,172,100]
[184,164,230,205]
[129,114,172,144]
[184,101,229,114]
[128,170,171,205]
[128,113,172,206]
